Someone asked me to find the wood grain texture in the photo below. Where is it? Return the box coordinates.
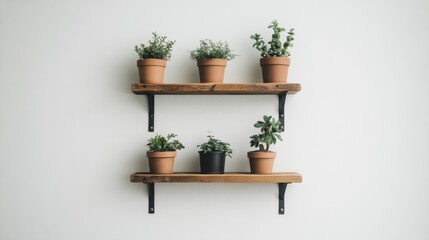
[131,83,301,95]
[130,172,302,183]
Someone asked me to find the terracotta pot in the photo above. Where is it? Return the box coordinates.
[248,151,277,174]
[137,59,166,84]
[260,57,290,83]
[147,151,176,174]
[197,59,227,83]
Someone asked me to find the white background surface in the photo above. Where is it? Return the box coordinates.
[1,0,429,239]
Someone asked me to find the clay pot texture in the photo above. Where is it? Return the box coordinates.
[197,59,227,83]
[199,151,226,174]
[260,57,290,83]
[137,59,166,84]
[248,151,277,174]
[147,151,176,174]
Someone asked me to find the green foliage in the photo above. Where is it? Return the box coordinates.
[146,133,185,152]
[190,39,237,61]
[250,20,295,58]
[250,115,283,152]
[197,134,233,158]
[135,32,176,60]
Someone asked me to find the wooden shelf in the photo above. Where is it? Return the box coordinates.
[130,172,302,214]
[130,172,302,183]
[131,83,301,132]
[132,83,301,95]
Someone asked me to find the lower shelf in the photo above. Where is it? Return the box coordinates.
[130,172,302,214]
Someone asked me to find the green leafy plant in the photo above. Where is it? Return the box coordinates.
[250,20,295,58]
[146,133,185,152]
[197,134,233,158]
[135,32,176,60]
[250,116,283,152]
[190,39,237,61]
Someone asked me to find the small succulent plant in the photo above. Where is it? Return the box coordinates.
[135,32,175,60]
[190,39,237,61]
[250,116,283,152]
[197,134,233,158]
[146,133,184,152]
[250,20,295,58]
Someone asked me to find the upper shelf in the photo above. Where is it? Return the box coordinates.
[130,172,302,183]
[131,83,301,95]
[131,83,301,132]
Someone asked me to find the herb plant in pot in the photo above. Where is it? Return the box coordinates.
[146,133,184,174]
[190,40,237,83]
[248,116,283,174]
[197,135,233,174]
[250,20,295,83]
[135,32,175,84]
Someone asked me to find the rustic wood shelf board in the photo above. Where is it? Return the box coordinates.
[130,172,302,183]
[131,83,301,95]
[130,172,302,215]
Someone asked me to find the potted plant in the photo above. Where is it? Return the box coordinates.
[190,39,237,83]
[248,116,283,174]
[135,32,175,84]
[146,133,184,174]
[197,134,233,174]
[250,20,295,83]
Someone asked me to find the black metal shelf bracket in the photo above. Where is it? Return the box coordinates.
[147,183,155,214]
[279,92,287,132]
[279,183,288,214]
[147,94,154,132]
[145,182,291,215]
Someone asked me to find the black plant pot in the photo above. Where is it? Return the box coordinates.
[199,151,226,174]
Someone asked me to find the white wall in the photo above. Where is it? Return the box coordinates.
[1,0,429,239]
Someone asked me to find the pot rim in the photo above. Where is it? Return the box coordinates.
[260,57,290,66]
[247,150,276,158]
[197,58,227,67]
[198,151,227,154]
[137,58,167,67]
[147,151,177,157]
